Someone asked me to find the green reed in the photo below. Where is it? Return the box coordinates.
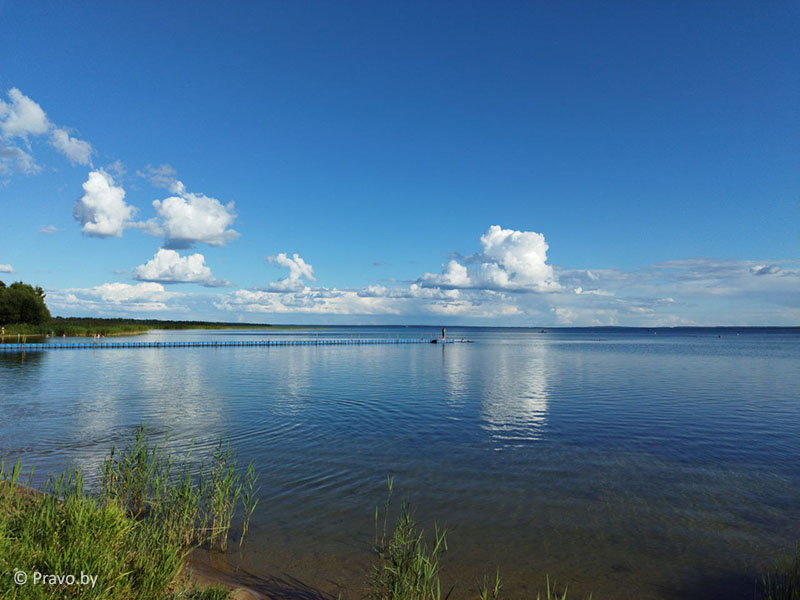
[240,462,259,548]
[0,426,264,599]
[208,441,241,551]
[759,551,800,600]
[100,426,258,551]
[479,569,502,600]
[477,570,589,600]
[371,477,451,600]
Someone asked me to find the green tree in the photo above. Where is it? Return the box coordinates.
[0,280,51,325]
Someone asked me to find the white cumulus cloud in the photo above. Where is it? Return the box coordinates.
[73,170,137,237]
[0,264,15,273]
[420,225,560,292]
[133,249,228,287]
[140,165,238,249]
[429,260,470,287]
[72,164,238,247]
[265,253,315,291]
[153,192,239,248]
[0,87,93,167]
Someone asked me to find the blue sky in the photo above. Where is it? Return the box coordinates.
[0,1,797,325]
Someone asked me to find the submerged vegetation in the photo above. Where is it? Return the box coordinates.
[759,551,800,600]
[0,427,259,599]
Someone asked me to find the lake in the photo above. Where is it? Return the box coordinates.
[1,326,798,599]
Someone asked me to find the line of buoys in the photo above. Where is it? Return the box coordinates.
[0,338,467,352]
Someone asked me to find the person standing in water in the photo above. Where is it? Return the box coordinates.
[441,327,446,340]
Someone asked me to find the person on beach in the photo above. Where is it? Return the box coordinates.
[442,327,446,340]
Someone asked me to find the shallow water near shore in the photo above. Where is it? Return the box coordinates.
[1,326,799,599]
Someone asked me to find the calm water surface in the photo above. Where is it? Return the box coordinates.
[1,327,799,599]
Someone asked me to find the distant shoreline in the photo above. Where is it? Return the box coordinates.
[0,317,328,339]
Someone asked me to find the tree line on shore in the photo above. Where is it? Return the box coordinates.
[0,280,51,326]
[0,279,277,337]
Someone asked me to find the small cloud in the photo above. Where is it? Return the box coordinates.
[133,248,228,287]
[0,264,15,273]
[106,160,126,178]
[750,264,781,276]
[49,128,93,166]
[265,253,315,292]
[0,88,49,138]
[0,145,39,175]
[38,225,59,234]
[551,307,578,324]
[138,163,185,195]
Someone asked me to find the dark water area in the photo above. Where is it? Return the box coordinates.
[1,326,799,599]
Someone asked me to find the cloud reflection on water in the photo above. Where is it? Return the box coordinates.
[478,340,550,446]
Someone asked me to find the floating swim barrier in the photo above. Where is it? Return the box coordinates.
[0,338,468,352]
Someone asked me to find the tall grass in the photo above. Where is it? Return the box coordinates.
[371,477,451,600]
[1,464,192,599]
[0,427,261,599]
[100,426,259,551]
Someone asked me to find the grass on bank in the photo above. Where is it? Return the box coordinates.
[0,427,259,600]
[1,317,327,338]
